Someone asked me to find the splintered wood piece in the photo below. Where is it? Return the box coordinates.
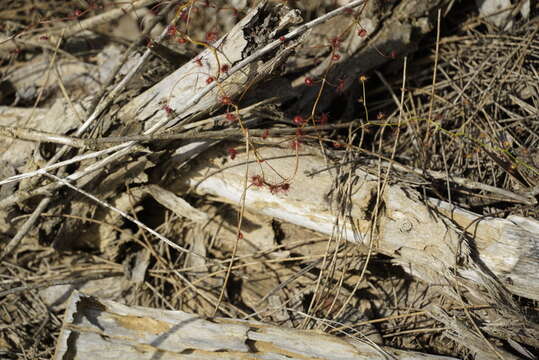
[175,144,539,302]
[118,1,302,132]
[55,291,458,360]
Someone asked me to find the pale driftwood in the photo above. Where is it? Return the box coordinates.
[0,106,49,169]
[2,56,99,102]
[474,0,531,30]
[55,291,457,360]
[427,306,521,360]
[169,144,539,302]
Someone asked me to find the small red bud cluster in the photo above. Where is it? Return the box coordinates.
[293,115,306,126]
[249,175,291,195]
[206,31,218,43]
[225,112,237,122]
[227,147,237,160]
[163,105,174,115]
[269,183,290,194]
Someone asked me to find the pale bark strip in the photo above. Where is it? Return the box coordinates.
[174,144,539,302]
[54,291,458,360]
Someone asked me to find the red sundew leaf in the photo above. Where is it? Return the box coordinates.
[206,31,218,43]
[293,115,305,125]
[250,175,264,187]
[318,113,329,124]
[280,183,290,192]
[331,37,341,48]
[167,25,176,37]
[227,147,237,160]
[163,105,174,114]
[220,96,232,105]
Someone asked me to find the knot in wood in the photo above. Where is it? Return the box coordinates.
[399,219,413,233]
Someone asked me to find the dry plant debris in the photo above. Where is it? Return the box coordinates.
[0,0,538,359]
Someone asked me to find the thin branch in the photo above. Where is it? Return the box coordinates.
[0,272,124,297]
[0,121,362,147]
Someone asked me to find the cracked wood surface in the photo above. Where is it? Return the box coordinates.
[55,291,457,360]
[172,144,539,302]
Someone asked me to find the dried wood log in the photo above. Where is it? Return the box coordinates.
[168,144,539,303]
[55,291,458,360]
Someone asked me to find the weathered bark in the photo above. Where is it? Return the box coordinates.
[54,291,458,360]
